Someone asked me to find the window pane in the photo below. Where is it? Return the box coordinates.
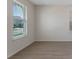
[13,2,24,19]
[13,1,25,38]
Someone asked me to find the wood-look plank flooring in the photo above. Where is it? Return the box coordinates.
[9,41,72,59]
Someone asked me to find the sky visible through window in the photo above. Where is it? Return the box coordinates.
[13,2,24,19]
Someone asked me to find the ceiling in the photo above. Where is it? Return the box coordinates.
[29,0,72,6]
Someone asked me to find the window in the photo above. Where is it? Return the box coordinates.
[13,0,26,39]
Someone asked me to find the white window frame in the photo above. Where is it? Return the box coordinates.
[13,0,27,39]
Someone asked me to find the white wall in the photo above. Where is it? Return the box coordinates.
[35,6,72,41]
[7,0,35,58]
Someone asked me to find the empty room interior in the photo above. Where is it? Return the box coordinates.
[7,0,72,59]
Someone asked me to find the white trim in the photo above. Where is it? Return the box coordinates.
[14,0,24,7]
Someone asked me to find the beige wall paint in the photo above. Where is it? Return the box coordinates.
[7,0,35,58]
[35,6,72,41]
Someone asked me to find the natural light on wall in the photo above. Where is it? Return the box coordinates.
[13,0,27,39]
